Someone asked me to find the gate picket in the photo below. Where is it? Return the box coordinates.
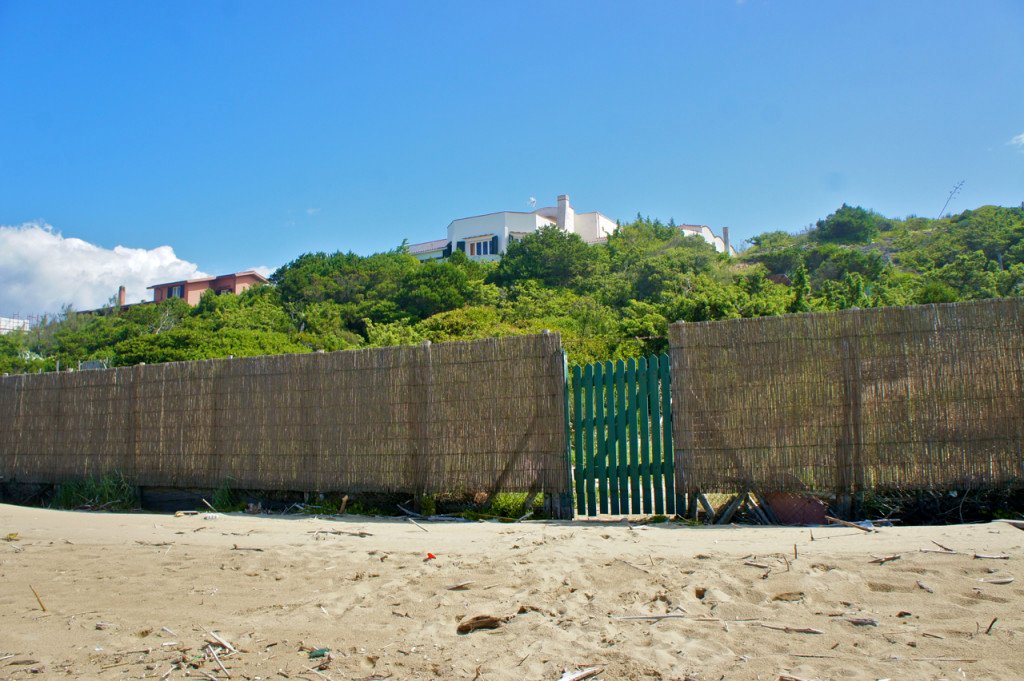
[593,361,608,514]
[660,353,675,513]
[637,356,653,514]
[583,364,597,517]
[604,360,619,515]
[647,355,665,514]
[572,364,584,515]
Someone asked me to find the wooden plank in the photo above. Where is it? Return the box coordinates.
[647,354,665,515]
[626,358,640,514]
[637,356,653,514]
[593,361,608,515]
[615,359,629,514]
[561,352,574,520]
[583,363,597,517]
[605,360,620,515]
[572,364,584,515]
[659,353,677,514]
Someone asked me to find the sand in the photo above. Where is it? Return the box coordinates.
[1,503,1022,681]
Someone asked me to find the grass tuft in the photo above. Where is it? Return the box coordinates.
[52,472,139,511]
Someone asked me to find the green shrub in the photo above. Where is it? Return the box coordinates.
[52,472,139,511]
[210,478,245,512]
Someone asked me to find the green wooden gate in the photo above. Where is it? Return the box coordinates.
[568,354,678,517]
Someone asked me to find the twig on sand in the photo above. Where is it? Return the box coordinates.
[916,580,934,593]
[309,529,373,538]
[445,581,474,591]
[759,623,824,635]
[974,553,1010,560]
[869,554,901,565]
[303,663,333,680]
[985,617,998,635]
[207,645,231,678]
[612,614,688,621]
[932,540,956,552]
[846,617,879,627]
[231,544,264,552]
[558,668,602,681]
[615,558,651,574]
[201,498,219,513]
[29,585,46,612]
[397,503,423,518]
[403,518,428,532]
[824,516,876,533]
[979,576,1014,585]
[203,628,238,653]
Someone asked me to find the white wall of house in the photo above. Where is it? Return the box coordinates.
[409,194,734,262]
[679,224,735,255]
[447,212,554,256]
[573,211,617,243]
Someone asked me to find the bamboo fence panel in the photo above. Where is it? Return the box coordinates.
[669,299,1024,494]
[0,333,568,495]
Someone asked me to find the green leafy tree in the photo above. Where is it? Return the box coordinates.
[488,226,601,290]
[811,204,885,244]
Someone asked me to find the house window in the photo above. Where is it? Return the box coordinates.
[167,285,184,299]
[469,241,491,256]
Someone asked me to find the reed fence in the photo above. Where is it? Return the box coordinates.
[0,334,569,496]
[669,299,1024,496]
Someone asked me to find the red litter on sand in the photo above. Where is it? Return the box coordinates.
[425,553,437,561]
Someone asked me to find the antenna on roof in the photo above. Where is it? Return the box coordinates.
[528,197,537,209]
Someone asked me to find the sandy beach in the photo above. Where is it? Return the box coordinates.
[1,503,1022,680]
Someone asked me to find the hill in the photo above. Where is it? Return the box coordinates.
[3,203,1022,373]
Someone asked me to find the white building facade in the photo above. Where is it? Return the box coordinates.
[408,195,616,261]
[678,224,737,256]
[406,194,735,260]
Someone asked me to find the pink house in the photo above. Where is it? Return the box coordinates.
[148,271,270,306]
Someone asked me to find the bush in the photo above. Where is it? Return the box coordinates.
[52,472,139,511]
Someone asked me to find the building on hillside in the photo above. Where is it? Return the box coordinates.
[0,316,31,335]
[407,194,737,261]
[148,271,270,306]
[407,194,617,262]
[677,223,737,256]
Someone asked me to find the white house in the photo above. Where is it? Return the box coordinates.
[406,194,735,260]
[0,316,31,335]
[408,195,617,261]
[678,224,737,256]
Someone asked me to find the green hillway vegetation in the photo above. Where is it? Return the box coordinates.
[3,203,1024,375]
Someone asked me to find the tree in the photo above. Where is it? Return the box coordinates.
[396,261,475,320]
[789,264,813,312]
[487,226,601,290]
[811,204,883,244]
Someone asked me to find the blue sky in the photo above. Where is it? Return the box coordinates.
[1,1,1023,313]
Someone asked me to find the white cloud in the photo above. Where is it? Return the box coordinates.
[249,265,275,279]
[0,222,206,316]
[305,207,321,216]
[1010,132,1024,150]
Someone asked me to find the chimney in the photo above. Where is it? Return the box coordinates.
[556,194,575,234]
[722,227,731,256]
[118,285,126,307]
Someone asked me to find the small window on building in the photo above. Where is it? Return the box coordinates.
[167,285,184,299]
[470,240,491,256]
